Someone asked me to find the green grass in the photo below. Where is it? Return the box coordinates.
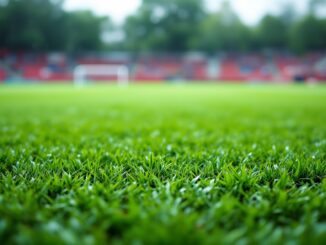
[0,84,326,245]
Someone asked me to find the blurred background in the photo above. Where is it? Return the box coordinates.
[0,0,325,83]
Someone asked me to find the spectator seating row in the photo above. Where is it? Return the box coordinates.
[0,52,325,82]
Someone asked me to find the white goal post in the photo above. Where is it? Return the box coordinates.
[73,65,130,86]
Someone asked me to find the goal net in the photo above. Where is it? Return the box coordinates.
[73,65,130,86]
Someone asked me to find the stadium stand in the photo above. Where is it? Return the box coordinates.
[0,52,325,83]
[0,68,6,81]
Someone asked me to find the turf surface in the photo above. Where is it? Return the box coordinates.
[0,84,326,244]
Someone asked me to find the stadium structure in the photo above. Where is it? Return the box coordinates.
[1,50,326,83]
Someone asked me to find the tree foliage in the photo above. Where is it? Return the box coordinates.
[122,0,326,53]
[193,2,252,53]
[0,0,106,52]
[256,15,289,50]
[65,11,106,52]
[123,0,205,52]
[0,0,325,54]
[290,15,326,53]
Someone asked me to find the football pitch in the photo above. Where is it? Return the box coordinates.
[0,84,326,244]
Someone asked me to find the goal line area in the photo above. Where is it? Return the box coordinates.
[73,65,130,86]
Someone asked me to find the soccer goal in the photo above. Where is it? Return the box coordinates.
[73,65,130,86]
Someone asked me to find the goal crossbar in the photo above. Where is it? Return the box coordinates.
[73,65,129,86]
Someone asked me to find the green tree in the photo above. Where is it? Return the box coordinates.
[0,0,66,51]
[290,15,326,53]
[65,11,106,52]
[193,1,252,53]
[0,0,106,52]
[256,15,288,50]
[123,0,205,52]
